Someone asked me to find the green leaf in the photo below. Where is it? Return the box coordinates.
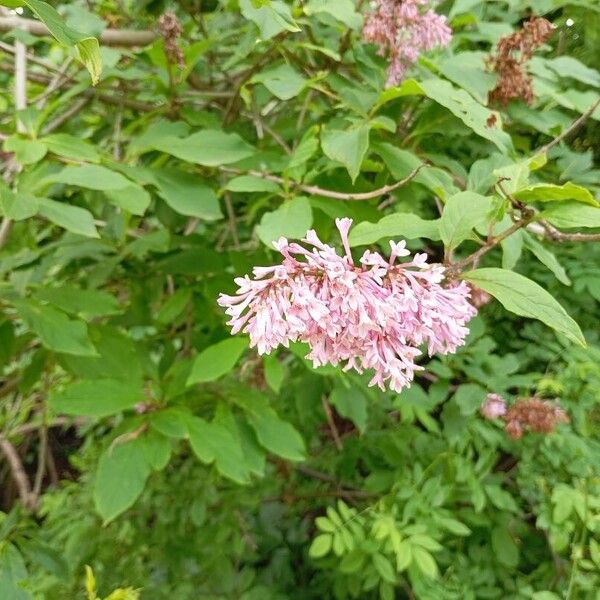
[545,56,600,88]
[309,534,333,559]
[104,185,151,216]
[150,409,189,439]
[154,170,222,220]
[252,64,306,100]
[514,182,598,207]
[240,401,306,461]
[491,526,519,568]
[40,133,100,162]
[0,186,39,221]
[372,553,396,583]
[156,289,192,325]
[225,175,280,193]
[24,0,102,84]
[186,416,251,484]
[523,233,571,286]
[14,299,97,356]
[304,0,362,28]
[348,213,440,247]
[256,197,313,246]
[93,438,150,522]
[187,338,248,385]
[321,124,370,183]
[51,165,131,191]
[329,386,367,433]
[436,52,496,104]
[49,379,144,417]
[153,130,254,166]
[239,0,301,40]
[377,78,512,153]
[453,383,486,416]
[36,285,121,317]
[3,136,47,165]
[436,516,471,536]
[462,268,585,347]
[412,546,439,578]
[440,191,493,250]
[37,198,99,238]
[541,202,600,229]
[373,142,458,199]
[263,354,284,393]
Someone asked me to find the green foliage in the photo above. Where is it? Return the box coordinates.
[0,0,599,598]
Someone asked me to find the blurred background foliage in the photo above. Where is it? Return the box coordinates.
[0,0,600,598]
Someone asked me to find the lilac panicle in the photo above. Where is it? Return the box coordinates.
[218,219,476,393]
[363,0,452,86]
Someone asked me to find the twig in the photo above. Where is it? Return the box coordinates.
[32,424,47,497]
[220,163,426,201]
[536,96,600,155]
[322,396,343,451]
[41,97,90,135]
[0,437,34,509]
[224,192,240,249]
[0,16,157,46]
[539,220,600,243]
[34,56,74,107]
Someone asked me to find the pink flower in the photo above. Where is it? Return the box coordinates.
[480,393,508,419]
[363,0,452,86]
[218,219,476,393]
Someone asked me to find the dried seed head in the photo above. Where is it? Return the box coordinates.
[487,17,555,106]
[158,12,185,69]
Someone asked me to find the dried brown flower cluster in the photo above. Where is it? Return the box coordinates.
[158,12,185,69]
[481,394,569,439]
[487,17,555,106]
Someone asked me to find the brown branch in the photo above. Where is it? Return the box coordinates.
[536,96,600,156]
[539,220,600,243]
[220,163,426,201]
[0,437,34,509]
[41,97,90,135]
[0,16,157,46]
[322,396,343,451]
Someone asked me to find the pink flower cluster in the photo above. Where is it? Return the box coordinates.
[363,0,452,86]
[218,219,476,393]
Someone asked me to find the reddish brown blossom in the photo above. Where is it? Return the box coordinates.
[503,397,569,439]
[487,17,555,107]
[158,12,185,69]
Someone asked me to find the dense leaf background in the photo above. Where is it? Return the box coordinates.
[0,0,599,598]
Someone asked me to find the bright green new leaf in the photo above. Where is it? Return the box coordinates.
[462,268,585,346]
[49,379,144,417]
[541,202,600,229]
[256,197,313,246]
[104,185,151,216]
[187,338,248,385]
[440,191,493,250]
[93,439,150,522]
[24,0,102,84]
[309,534,332,558]
[514,182,598,207]
[321,124,370,183]
[348,213,440,247]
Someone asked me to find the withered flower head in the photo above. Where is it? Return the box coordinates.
[503,397,569,439]
[158,12,185,69]
[487,17,555,107]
